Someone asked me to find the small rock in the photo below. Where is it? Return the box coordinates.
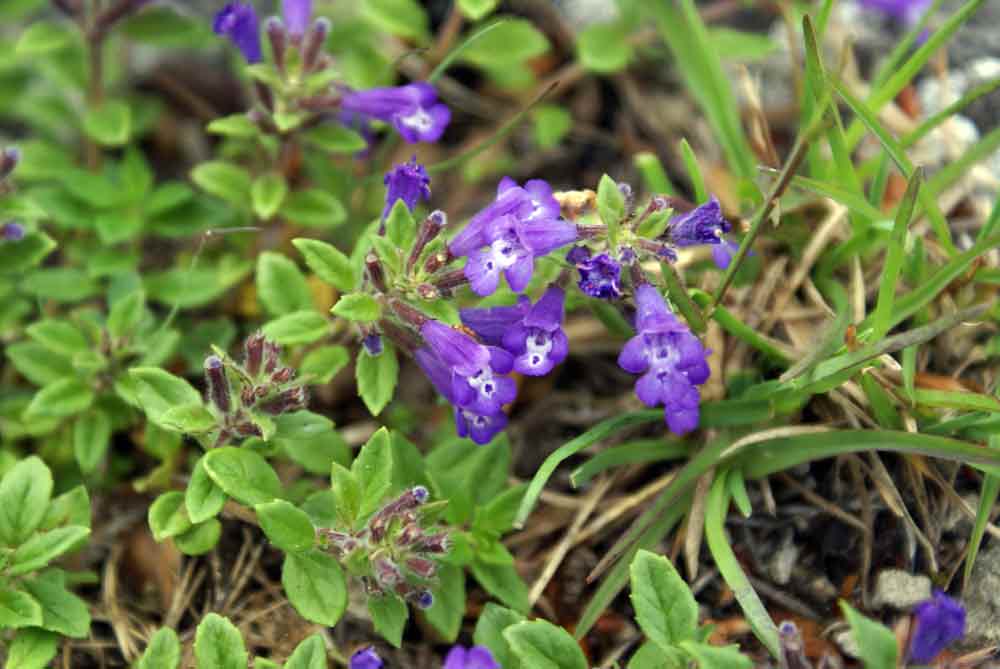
[767,531,799,586]
[833,628,861,659]
[871,569,932,610]
[962,543,1000,647]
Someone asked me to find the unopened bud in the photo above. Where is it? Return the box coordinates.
[423,251,450,275]
[204,355,231,413]
[265,17,287,74]
[405,557,437,579]
[432,269,468,291]
[373,556,403,589]
[617,181,634,216]
[363,333,383,356]
[2,221,24,242]
[407,210,447,273]
[244,332,265,376]
[0,147,20,181]
[366,253,387,293]
[264,340,281,374]
[259,387,307,415]
[271,366,294,384]
[417,532,449,554]
[778,621,810,669]
[301,17,330,72]
[415,590,434,609]
[234,421,263,438]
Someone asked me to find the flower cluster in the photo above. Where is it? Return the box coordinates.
[321,486,448,608]
[909,590,965,664]
[212,2,450,145]
[350,645,498,669]
[202,332,308,446]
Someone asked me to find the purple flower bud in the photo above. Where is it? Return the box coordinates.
[382,157,431,221]
[282,0,312,38]
[204,355,231,414]
[244,331,265,376]
[0,147,20,180]
[412,485,429,503]
[300,16,329,71]
[271,367,294,384]
[416,590,434,609]
[909,590,965,664]
[213,2,262,64]
[569,248,622,300]
[778,621,810,669]
[265,17,287,72]
[407,210,447,273]
[618,284,710,435]
[2,221,25,242]
[264,340,281,374]
[259,387,307,415]
[406,557,437,579]
[859,0,932,24]
[667,196,730,247]
[363,333,384,357]
[349,647,383,669]
[443,645,500,669]
[619,247,637,265]
[373,556,403,589]
[340,83,451,144]
[417,532,449,554]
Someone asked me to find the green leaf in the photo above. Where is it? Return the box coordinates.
[23,377,94,422]
[257,252,314,317]
[628,642,686,669]
[285,634,328,669]
[281,189,347,228]
[355,342,399,416]
[22,571,90,638]
[330,463,361,528]
[301,125,367,154]
[158,404,217,434]
[191,161,252,208]
[678,641,752,669]
[630,550,698,649]
[7,628,59,669]
[16,21,72,56]
[471,559,529,613]
[262,310,329,346]
[300,345,350,384]
[840,601,898,669]
[252,173,288,220]
[424,563,465,642]
[293,238,357,292]
[362,0,429,41]
[26,319,89,357]
[458,0,499,20]
[137,628,182,669]
[149,491,193,542]
[331,293,382,322]
[458,18,549,67]
[195,613,248,669]
[0,456,53,545]
[0,231,56,274]
[108,290,146,339]
[41,486,91,531]
[352,427,394,520]
[256,500,316,553]
[10,526,89,575]
[597,174,625,246]
[577,22,633,73]
[707,27,779,61]
[275,411,349,475]
[82,100,132,146]
[203,447,282,506]
[473,603,525,669]
[532,105,572,149]
[6,342,72,387]
[0,587,43,628]
[282,550,348,626]
[186,457,227,524]
[174,519,222,556]
[369,593,409,648]
[207,114,259,138]
[129,367,202,425]
[504,620,588,669]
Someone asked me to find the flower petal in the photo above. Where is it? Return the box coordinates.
[464,249,503,297]
[515,217,578,256]
[617,336,649,374]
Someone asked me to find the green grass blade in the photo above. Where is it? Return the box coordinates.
[513,411,661,529]
[964,461,1000,589]
[634,152,677,196]
[654,0,755,178]
[787,174,887,222]
[428,19,509,83]
[902,77,1000,149]
[570,439,689,490]
[912,389,1000,413]
[661,262,707,334]
[872,168,923,340]
[679,138,708,203]
[705,472,781,657]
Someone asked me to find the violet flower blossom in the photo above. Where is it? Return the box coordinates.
[909,590,966,664]
[349,647,383,669]
[566,246,622,299]
[383,157,431,220]
[213,2,262,64]
[282,0,312,37]
[415,320,516,444]
[618,284,710,435]
[2,221,24,241]
[665,197,745,270]
[460,285,569,377]
[859,0,932,25]
[340,83,451,144]
[449,178,577,296]
[443,645,499,669]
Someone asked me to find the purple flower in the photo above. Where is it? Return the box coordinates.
[414,347,508,445]
[567,247,622,299]
[859,0,932,23]
[383,157,431,220]
[443,645,499,669]
[349,647,383,669]
[282,0,312,37]
[449,178,577,296]
[667,197,730,247]
[2,221,24,241]
[363,333,384,356]
[618,284,710,435]
[460,285,568,376]
[213,2,262,64]
[909,590,965,664]
[340,83,450,144]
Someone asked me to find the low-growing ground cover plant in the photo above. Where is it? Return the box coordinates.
[2,0,1000,666]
